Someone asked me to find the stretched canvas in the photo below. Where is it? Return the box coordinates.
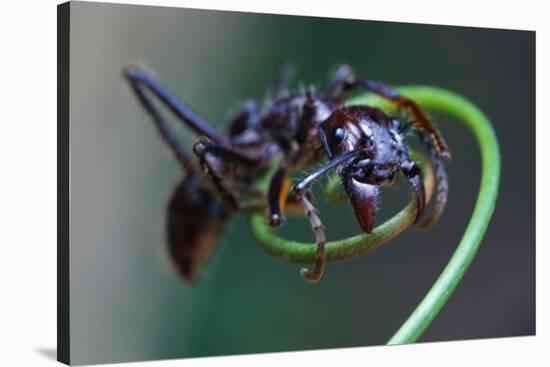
[58,1,535,365]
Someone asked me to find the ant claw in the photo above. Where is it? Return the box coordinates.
[268,213,285,227]
[300,267,322,283]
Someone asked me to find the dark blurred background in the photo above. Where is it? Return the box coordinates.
[68,2,535,365]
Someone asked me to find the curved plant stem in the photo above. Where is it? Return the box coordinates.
[248,86,500,345]
[250,151,434,263]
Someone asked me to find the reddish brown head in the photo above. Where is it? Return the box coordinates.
[318,106,408,233]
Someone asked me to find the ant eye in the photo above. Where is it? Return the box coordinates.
[332,127,345,142]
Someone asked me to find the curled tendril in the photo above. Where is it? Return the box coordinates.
[250,150,434,263]
[248,86,500,345]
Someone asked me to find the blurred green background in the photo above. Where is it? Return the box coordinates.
[68,2,535,365]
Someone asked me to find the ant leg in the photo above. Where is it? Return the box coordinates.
[415,133,449,230]
[267,160,291,227]
[193,141,258,166]
[293,150,362,282]
[296,190,326,283]
[400,158,426,223]
[267,160,305,223]
[227,100,261,139]
[192,141,262,211]
[323,64,354,99]
[262,64,294,110]
[123,66,230,146]
[125,71,194,173]
[282,194,306,216]
[344,78,451,159]
[267,63,294,100]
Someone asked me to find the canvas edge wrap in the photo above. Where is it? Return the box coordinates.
[58,2,70,365]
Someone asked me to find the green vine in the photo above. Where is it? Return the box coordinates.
[248,86,500,344]
[250,150,435,263]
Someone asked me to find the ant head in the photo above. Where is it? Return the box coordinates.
[319,106,376,160]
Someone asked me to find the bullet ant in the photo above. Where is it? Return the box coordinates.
[123,64,450,284]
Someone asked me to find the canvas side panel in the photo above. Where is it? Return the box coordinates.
[57,2,70,365]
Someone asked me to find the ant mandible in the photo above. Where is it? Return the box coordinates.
[123,64,450,284]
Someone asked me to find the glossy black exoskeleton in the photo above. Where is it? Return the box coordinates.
[124,64,450,283]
